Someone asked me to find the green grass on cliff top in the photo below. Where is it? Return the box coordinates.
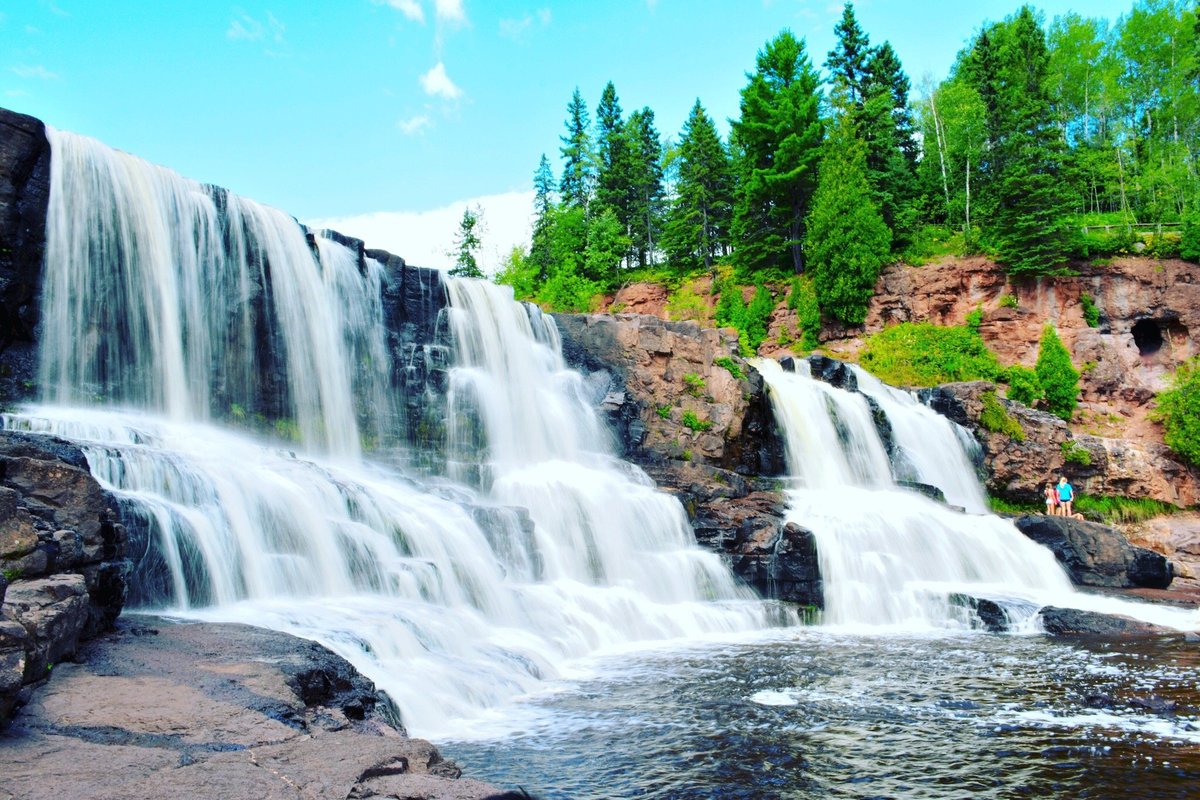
[858,322,1003,387]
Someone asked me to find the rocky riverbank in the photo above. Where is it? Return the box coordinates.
[0,616,507,800]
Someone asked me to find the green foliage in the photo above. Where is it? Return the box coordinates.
[1003,364,1043,407]
[665,283,710,322]
[1060,439,1092,466]
[1181,213,1200,263]
[2,566,22,583]
[998,293,1018,309]
[714,282,776,356]
[965,305,983,333]
[858,322,1002,386]
[987,495,1041,515]
[663,100,734,271]
[1152,357,1200,467]
[448,205,485,278]
[539,262,600,313]
[656,404,672,419]
[1034,324,1079,421]
[713,356,744,380]
[1074,495,1181,525]
[494,245,539,301]
[559,88,593,209]
[805,112,892,324]
[788,276,821,349]
[683,372,706,397]
[730,30,824,279]
[584,206,631,287]
[680,410,714,432]
[1079,292,1100,328]
[979,390,1025,441]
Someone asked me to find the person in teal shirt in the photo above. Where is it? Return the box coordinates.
[1057,476,1074,517]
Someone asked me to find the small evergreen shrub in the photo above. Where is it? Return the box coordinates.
[1003,365,1043,407]
[1034,324,1080,421]
[1152,357,1200,466]
[1079,292,1100,328]
[979,390,1025,441]
[788,276,822,350]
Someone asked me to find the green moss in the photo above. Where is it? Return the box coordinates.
[979,390,1025,441]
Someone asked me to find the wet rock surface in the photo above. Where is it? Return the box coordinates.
[0,616,505,800]
[1013,514,1174,590]
[1037,606,1176,638]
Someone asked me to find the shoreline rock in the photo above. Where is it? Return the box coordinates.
[1012,513,1174,590]
[0,615,507,799]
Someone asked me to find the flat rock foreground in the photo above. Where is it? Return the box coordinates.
[0,616,511,800]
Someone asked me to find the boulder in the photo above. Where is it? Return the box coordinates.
[1037,606,1175,637]
[1013,514,1173,589]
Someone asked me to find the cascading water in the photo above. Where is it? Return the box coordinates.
[4,128,783,737]
[755,358,1197,632]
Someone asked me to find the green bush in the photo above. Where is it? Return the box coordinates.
[858,322,1002,387]
[1079,292,1100,328]
[713,357,744,381]
[714,282,776,356]
[1060,439,1092,466]
[1034,324,1079,421]
[1182,213,1200,263]
[666,284,710,322]
[979,390,1025,441]
[998,293,1019,309]
[1152,357,1200,466]
[656,405,671,419]
[1004,364,1043,407]
[681,410,714,432]
[683,373,705,397]
[1075,495,1179,525]
[965,306,983,333]
[788,276,822,350]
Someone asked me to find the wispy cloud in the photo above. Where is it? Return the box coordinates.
[435,0,466,25]
[419,61,461,99]
[397,114,432,134]
[11,64,58,80]
[5,89,29,99]
[373,0,425,23]
[499,9,551,42]
[227,10,286,44]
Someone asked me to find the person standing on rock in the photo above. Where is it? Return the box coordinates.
[1057,476,1075,517]
[1044,483,1059,516]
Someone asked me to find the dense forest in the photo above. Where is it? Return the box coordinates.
[477,0,1199,330]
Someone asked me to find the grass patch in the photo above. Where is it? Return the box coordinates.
[980,390,1025,441]
[987,496,1041,515]
[1075,495,1181,525]
[858,322,1002,387]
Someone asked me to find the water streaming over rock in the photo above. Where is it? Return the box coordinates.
[755,359,1197,632]
[5,129,783,737]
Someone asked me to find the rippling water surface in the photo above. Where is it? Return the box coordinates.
[442,630,1200,799]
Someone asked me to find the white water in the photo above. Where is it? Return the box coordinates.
[755,359,1198,632]
[5,129,781,737]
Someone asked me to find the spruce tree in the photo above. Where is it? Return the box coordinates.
[1034,324,1079,420]
[448,206,484,279]
[529,154,556,282]
[559,88,593,209]
[730,30,823,278]
[804,112,891,325]
[826,3,872,107]
[664,100,734,272]
[626,108,665,267]
[594,81,634,244]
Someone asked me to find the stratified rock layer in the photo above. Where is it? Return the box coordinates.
[0,617,504,800]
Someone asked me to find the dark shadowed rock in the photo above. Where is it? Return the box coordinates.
[1014,514,1173,589]
[1037,606,1175,637]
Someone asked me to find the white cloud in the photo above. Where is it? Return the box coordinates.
[374,0,425,23]
[227,10,285,43]
[308,190,534,274]
[397,114,432,134]
[435,0,466,24]
[419,61,461,99]
[11,64,58,80]
[499,9,551,41]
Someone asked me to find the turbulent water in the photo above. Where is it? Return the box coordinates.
[5,126,1198,795]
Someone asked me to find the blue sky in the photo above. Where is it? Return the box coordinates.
[3,0,1139,268]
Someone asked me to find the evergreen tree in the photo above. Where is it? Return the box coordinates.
[826,3,872,107]
[448,205,484,279]
[1034,324,1079,420]
[663,100,734,272]
[731,30,824,278]
[529,154,556,282]
[559,88,593,209]
[584,206,631,286]
[594,81,634,242]
[804,113,891,325]
[626,108,666,267]
[1153,357,1200,466]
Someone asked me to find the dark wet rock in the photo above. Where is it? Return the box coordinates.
[1037,606,1173,637]
[806,355,857,392]
[0,617,504,799]
[1014,514,1173,589]
[897,481,947,504]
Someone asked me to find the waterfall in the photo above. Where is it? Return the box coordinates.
[5,129,782,737]
[755,358,1197,632]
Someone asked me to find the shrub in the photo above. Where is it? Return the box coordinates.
[965,306,983,333]
[681,410,714,432]
[1079,292,1100,328]
[683,373,705,397]
[666,284,710,323]
[998,294,1019,309]
[1182,213,1200,263]
[979,390,1025,441]
[1152,357,1200,466]
[713,357,744,381]
[1004,364,1043,407]
[1060,439,1092,466]
[656,405,671,419]
[859,322,1002,387]
[788,276,822,350]
[1034,324,1080,421]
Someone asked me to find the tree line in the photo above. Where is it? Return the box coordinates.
[485,0,1199,327]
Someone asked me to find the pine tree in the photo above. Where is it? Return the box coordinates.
[664,100,734,272]
[528,154,556,282]
[804,113,891,325]
[559,88,593,209]
[594,81,634,242]
[1034,324,1079,420]
[626,108,666,267]
[448,205,484,279]
[731,30,824,278]
[826,3,872,107]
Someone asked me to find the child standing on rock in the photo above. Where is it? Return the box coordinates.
[1044,483,1059,516]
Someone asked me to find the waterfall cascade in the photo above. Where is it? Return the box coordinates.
[754,358,1197,632]
[4,129,782,737]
